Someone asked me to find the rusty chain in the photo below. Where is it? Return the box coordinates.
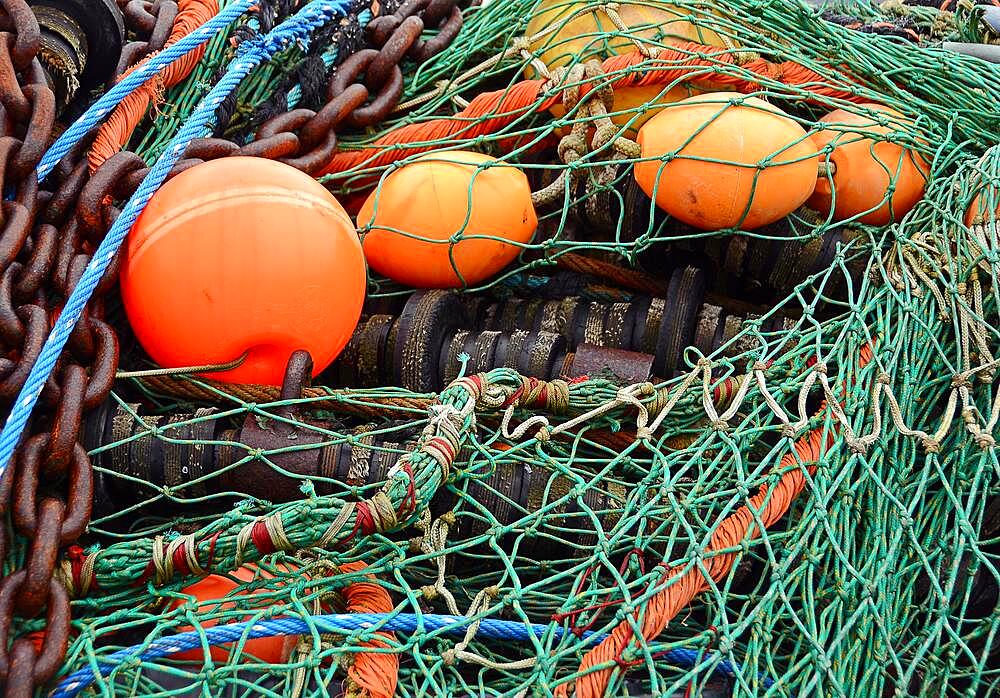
[0,0,464,694]
[245,0,462,174]
[113,0,179,84]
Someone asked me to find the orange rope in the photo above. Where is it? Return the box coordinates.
[558,344,874,698]
[340,561,400,698]
[88,0,219,173]
[321,41,864,177]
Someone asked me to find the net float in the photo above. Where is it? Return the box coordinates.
[808,104,929,225]
[121,157,366,386]
[358,150,537,288]
[634,92,819,231]
[170,565,299,664]
[523,0,730,134]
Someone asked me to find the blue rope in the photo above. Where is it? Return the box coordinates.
[51,612,756,698]
[0,0,352,478]
[36,0,256,181]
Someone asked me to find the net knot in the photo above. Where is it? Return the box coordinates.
[975,433,996,450]
[753,360,768,372]
[421,585,440,600]
[813,362,828,375]
[636,426,653,440]
[922,438,941,453]
[440,511,457,527]
[536,426,552,442]
[877,372,891,385]
[441,649,457,666]
[952,374,972,389]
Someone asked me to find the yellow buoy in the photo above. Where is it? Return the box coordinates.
[524,0,731,134]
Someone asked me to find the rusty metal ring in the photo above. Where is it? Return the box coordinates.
[278,128,337,175]
[423,0,456,28]
[238,132,300,159]
[328,49,379,99]
[367,16,423,90]
[15,498,62,617]
[14,222,56,299]
[0,571,71,683]
[257,108,315,140]
[146,0,177,52]
[299,83,367,149]
[124,0,156,34]
[0,33,30,121]
[78,151,146,238]
[82,318,118,409]
[0,262,25,346]
[47,364,86,475]
[183,137,240,161]
[411,6,462,63]
[0,199,30,270]
[13,435,92,542]
[1,0,40,71]
[0,303,45,398]
[10,83,55,181]
[43,159,89,226]
[112,41,150,84]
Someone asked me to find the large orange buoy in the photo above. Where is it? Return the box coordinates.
[170,565,298,663]
[808,105,929,225]
[634,92,819,230]
[121,157,366,386]
[358,151,537,288]
[524,0,730,134]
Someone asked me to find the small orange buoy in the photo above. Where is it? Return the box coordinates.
[808,104,929,225]
[966,188,1000,228]
[634,92,819,231]
[121,157,366,386]
[358,151,537,288]
[170,565,298,663]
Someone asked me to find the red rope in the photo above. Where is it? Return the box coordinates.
[322,41,865,177]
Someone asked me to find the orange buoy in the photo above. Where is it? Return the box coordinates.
[170,565,298,663]
[808,105,929,225]
[358,151,537,288]
[121,157,366,386]
[524,0,730,134]
[966,189,1000,228]
[634,92,819,231]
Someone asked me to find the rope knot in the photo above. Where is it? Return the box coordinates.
[421,585,440,600]
[441,649,457,666]
[535,426,552,442]
[877,372,891,385]
[813,362,828,375]
[753,360,768,372]
[922,438,941,453]
[636,426,653,440]
[440,511,457,527]
[485,585,501,599]
[952,374,972,389]
[780,424,798,439]
[975,433,996,450]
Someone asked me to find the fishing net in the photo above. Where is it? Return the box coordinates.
[26,0,1000,696]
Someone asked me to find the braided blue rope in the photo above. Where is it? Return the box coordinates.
[285,8,374,109]
[51,612,757,698]
[0,0,352,478]
[36,0,256,180]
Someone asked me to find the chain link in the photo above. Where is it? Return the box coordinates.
[248,0,462,173]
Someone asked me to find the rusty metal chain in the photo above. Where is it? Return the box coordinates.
[113,0,179,84]
[247,0,462,174]
[0,0,134,692]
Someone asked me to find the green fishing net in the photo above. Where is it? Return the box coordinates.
[30,1,1000,696]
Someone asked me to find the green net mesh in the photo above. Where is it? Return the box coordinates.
[33,0,1000,696]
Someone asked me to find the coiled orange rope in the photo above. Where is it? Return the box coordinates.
[340,561,400,698]
[88,0,219,172]
[321,41,864,176]
[558,344,873,698]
